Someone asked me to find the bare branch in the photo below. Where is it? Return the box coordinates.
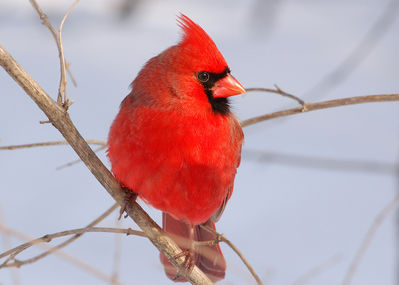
[0,140,106,170]
[0,223,125,285]
[57,145,107,170]
[0,139,105,150]
[29,0,58,44]
[292,254,342,285]
[241,94,399,127]
[201,225,264,285]
[244,149,398,176]
[8,203,119,267]
[111,219,123,285]
[66,62,77,87]
[304,0,399,99]
[343,194,399,285]
[246,85,306,109]
[29,0,63,105]
[223,237,263,285]
[0,45,213,285]
[58,0,79,109]
[0,226,145,267]
[0,204,22,285]
[29,0,78,108]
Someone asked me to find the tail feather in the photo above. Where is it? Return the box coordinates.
[160,213,226,283]
[194,218,226,281]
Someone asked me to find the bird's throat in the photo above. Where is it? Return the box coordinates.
[205,89,230,115]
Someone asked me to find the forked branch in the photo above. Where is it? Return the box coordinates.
[29,0,78,108]
[200,225,264,285]
[0,226,145,268]
[0,203,119,269]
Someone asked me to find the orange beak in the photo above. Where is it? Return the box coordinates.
[212,74,246,98]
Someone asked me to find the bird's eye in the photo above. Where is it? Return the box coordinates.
[197,71,210,83]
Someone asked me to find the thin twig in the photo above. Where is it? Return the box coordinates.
[304,0,399,100]
[57,145,107,170]
[111,219,123,285]
[0,139,107,173]
[0,139,105,150]
[29,0,78,109]
[244,149,398,176]
[29,0,63,105]
[29,0,58,43]
[8,203,119,268]
[201,225,264,285]
[0,226,145,266]
[58,0,79,109]
[241,94,399,127]
[223,237,263,285]
[0,224,125,285]
[0,204,22,285]
[292,254,342,285]
[342,194,399,285]
[66,62,77,87]
[246,85,306,109]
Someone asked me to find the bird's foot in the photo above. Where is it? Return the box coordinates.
[172,249,195,280]
[118,187,138,220]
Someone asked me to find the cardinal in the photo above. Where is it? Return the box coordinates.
[107,14,245,282]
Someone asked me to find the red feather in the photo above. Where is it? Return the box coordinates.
[107,14,244,282]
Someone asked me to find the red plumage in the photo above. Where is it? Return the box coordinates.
[107,14,244,282]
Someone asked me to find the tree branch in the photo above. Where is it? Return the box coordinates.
[0,204,22,285]
[0,226,145,267]
[0,45,213,285]
[111,219,123,285]
[201,225,264,285]
[1,203,119,268]
[246,85,306,108]
[57,0,79,108]
[29,0,73,107]
[240,94,399,127]
[0,223,124,285]
[0,139,105,150]
[244,149,398,176]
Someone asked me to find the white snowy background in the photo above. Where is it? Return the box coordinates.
[1,0,399,284]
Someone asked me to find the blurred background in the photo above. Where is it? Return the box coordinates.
[1,0,399,284]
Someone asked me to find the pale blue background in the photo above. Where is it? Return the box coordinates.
[1,0,399,284]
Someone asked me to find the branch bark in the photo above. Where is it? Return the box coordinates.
[0,226,146,267]
[0,203,119,268]
[0,223,124,284]
[240,94,399,127]
[0,45,213,285]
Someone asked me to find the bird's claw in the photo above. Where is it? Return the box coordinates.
[172,249,195,280]
[118,187,138,220]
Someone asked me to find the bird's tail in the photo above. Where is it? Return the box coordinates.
[160,212,226,283]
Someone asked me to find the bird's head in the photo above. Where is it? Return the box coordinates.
[131,14,245,115]
[171,14,245,115]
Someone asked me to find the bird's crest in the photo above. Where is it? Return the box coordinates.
[177,14,227,72]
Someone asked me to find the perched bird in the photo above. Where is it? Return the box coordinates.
[107,14,245,282]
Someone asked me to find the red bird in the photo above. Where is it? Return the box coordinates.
[107,14,245,283]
